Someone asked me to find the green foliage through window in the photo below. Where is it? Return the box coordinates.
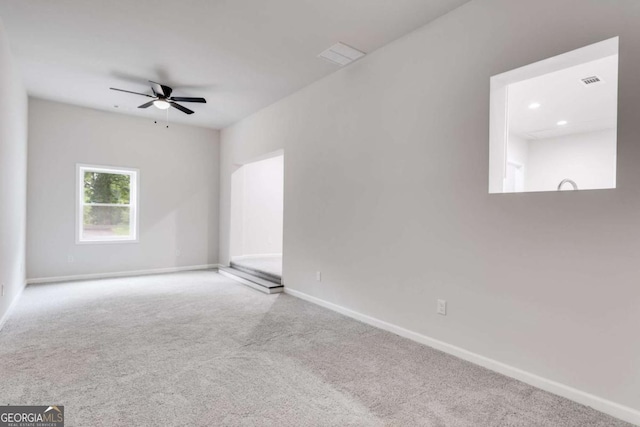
[81,170,134,239]
[84,172,130,204]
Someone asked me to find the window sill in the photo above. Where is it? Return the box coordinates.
[76,239,139,245]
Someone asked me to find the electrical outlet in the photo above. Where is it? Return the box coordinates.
[316,271,322,282]
[437,299,447,316]
[67,255,75,263]
[176,249,181,257]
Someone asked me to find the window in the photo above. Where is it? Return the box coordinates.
[489,37,618,193]
[77,164,138,243]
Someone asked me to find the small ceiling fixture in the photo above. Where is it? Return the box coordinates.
[557,120,568,126]
[110,81,206,115]
[528,102,541,110]
[318,42,365,66]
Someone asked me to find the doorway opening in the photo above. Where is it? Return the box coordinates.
[228,153,284,289]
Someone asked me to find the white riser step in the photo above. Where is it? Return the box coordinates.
[219,267,284,294]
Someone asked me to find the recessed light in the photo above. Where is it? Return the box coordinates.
[528,102,541,109]
[557,120,568,126]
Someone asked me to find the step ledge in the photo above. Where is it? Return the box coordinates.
[219,268,283,294]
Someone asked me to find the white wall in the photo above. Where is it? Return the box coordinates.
[229,166,245,259]
[507,134,529,167]
[0,19,28,324]
[526,129,616,191]
[27,99,220,280]
[219,0,640,419]
[505,134,528,192]
[232,155,284,257]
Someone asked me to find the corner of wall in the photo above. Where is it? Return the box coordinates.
[0,17,29,329]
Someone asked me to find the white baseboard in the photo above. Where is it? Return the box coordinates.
[26,264,222,285]
[284,287,640,426]
[0,280,26,332]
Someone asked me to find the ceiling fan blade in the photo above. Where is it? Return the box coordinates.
[149,80,173,98]
[110,87,154,98]
[138,101,155,109]
[169,97,206,103]
[170,102,194,115]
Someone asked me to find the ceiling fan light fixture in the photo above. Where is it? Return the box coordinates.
[153,100,171,110]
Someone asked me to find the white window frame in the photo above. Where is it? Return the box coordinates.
[76,164,139,244]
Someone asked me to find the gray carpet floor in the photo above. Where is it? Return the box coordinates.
[0,271,631,426]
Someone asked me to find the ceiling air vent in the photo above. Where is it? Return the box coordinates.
[581,75,602,86]
[318,42,365,66]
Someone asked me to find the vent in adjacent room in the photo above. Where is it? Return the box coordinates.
[318,42,365,66]
[581,75,603,86]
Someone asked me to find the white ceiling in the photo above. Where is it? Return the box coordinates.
[509,55,619,140]
[0,0,470,129]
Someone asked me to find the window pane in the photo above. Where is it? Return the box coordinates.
[84,172,130,204]
[82,205,131,239]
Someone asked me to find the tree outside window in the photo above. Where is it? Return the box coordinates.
[78,165,138,243]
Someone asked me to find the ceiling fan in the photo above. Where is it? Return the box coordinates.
[109,81,206,115]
